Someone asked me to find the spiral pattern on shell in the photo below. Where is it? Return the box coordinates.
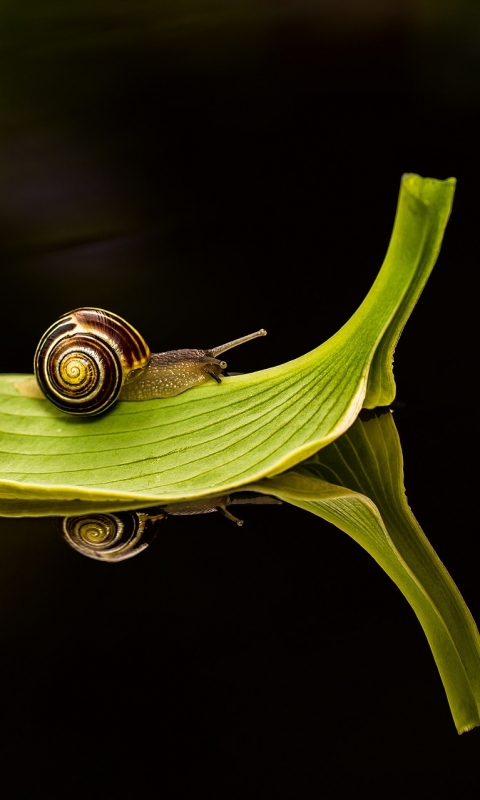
[62,510,164,562]
[34,308,151,415]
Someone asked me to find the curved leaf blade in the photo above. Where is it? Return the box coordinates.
[363,175,456,406]
[248,411,480,734]
[0,174,455,514]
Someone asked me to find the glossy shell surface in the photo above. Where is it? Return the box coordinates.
[34,307,151,415]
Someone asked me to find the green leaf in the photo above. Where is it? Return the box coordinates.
[247,411,480,734]
[0,174,455,515]
[364,175,457,407]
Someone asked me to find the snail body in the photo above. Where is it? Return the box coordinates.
[17,307,266,415]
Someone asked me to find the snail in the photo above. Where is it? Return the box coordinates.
[62,494,281,561]
[62,509,165,562]
[15,307,266,415]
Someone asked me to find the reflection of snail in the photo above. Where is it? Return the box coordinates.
[62,495,281,562]
[62,510,165,562]
[17,307,266,415]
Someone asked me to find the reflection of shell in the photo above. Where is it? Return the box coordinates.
[62,510,165,562]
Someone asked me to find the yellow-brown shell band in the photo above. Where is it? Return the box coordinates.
[34,329,123,415]
[68,308,151,372]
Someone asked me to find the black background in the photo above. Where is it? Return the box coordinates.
[0,2,479,796]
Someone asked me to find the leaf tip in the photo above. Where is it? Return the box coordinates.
[457,718,480,735]
[401,173,457,204]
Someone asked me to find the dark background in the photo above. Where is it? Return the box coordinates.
[0,1,479,796]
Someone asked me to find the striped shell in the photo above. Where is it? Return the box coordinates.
[62,510,164,562]
[34,308,151,415]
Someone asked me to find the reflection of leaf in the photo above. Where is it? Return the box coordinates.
[247,411,480,734]
[0,175,455,514]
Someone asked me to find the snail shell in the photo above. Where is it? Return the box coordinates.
[62,510,164,562]
[34,308,151,415]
